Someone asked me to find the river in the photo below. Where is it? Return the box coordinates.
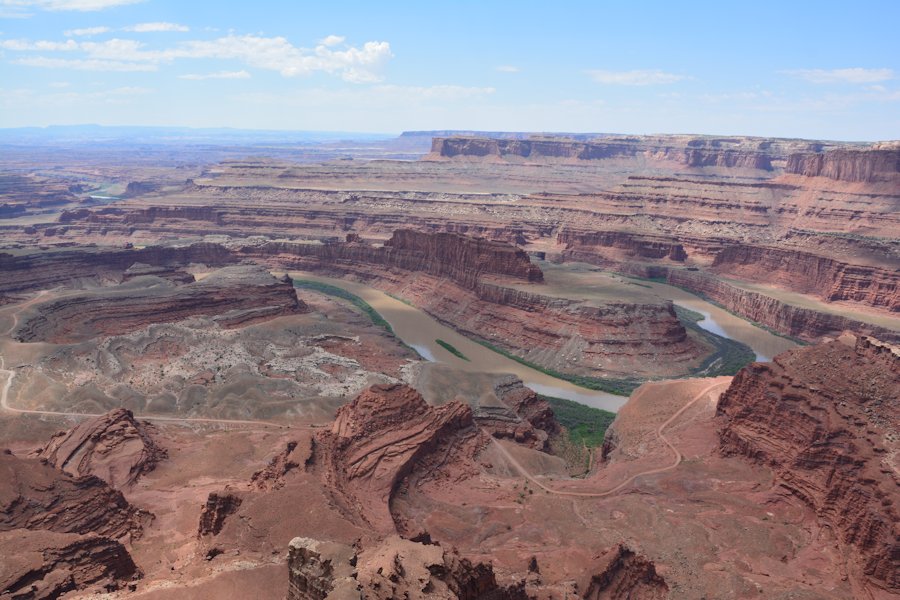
[287,272,629,412]
[286,268,796,413]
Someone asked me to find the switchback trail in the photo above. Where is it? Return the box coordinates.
[490,380,730,498]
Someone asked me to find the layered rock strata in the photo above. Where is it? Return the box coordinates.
[717,336,900,593]
[197,493,243,537]
[785,143,900,183]
[0,242,234,301]
[430,134,838,170]
[581,544,669,600]
[14,265,304,343]
[0,530,140,599]
[241,231,701,377]
[0,451,145,540]
[35,408,166,489]
[313,384,483,534]
[287,535,528,600]
[666,269,900,342]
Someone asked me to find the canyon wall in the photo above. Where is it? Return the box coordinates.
[710,245,900,312]
[0,242,234,302]
[717,336,899,593]
[785,144,900,183]
[240,232,702,378]
[665,269,900,342]
[14,265,305,343]
[430,134,836,169]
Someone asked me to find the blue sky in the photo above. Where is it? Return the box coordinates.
[1,0,898,140]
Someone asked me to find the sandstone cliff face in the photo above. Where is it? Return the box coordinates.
[430,134,832,169]
[14,265,304,343]
[785,145,900,183]
[248,228,543,291]
[717,336,900,593]
[558,228,688,263]
[666,269,900,342]
[0,242,235,302]
[0,452,146,541]
[243,233,701,378]
[197,492,243,537]
[711,245,900,312]
[581,544,669,600]
[313,384,483,534]
[287,535,528,600]
[0,530,140,599]
[35,408,166,489]
[385,229,544,285]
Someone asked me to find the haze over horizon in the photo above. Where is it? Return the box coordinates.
[1,0,898,141]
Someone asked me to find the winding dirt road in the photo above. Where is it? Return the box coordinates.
[0,356,296,429]
[491,380,729,498]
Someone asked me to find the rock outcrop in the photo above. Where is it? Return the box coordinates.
[474,376,559,450]
[581,544,669,600]
[287,535,528,600]
[666,268,900,342]
[313,384,483,533]
[0,530,140,599]
[245,232,702,378]
[0,242,235,301]
[717,336,900,593]
[35,408,166,489]
[0,451,145,541]
[247,228,543,290]
[249,440,304,491]
[710,245,900,313]
[197,492,243,537]
[14,265,305,343]
[785,144,900,183]
[429,134,833,170]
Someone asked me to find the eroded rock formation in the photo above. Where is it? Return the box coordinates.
[197,492,243,537]
[287,535,528,600]
[0,530,140,599]
[14,265,305,343]
[666,268,900,342]
[0,451,146,540]
[35,408,166,489]
[785,143,900,183]
[243,231,702,378]
[717,336,900,593]
[429,134,833,170]
[313,384,483,533]
[581,544,669,600]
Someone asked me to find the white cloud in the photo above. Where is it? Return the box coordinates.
[13,55,157,70]
[64,26,109,36]
[2,32,393,81]
[319,34,344,47]
[124,21,189,33]
[177,35,392,82]
[495,65,519,73]
[48,80,69,87]
[179,69,250,80]
[588,69,685,85]
[0,38,79,50]
[781,68,894,84]
[0,0,144,12]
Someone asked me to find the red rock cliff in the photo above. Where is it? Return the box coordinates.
[785,144,900,183]
[716,336,900,593]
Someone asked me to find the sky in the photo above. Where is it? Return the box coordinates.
[0,0,898,140]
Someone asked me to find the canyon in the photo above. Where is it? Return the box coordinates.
[0,129,897,599]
